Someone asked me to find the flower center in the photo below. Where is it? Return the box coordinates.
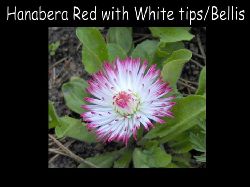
[113,90,140,116]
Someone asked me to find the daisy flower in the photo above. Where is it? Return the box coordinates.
[81,58,175,145]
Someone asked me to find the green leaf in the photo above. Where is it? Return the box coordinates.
[164,49,192,65]
[49,41,60,56]
[165,162,179,168]
[194,154,206,163]
[153,42,185,69]
[107,27,133,54]
[55,116,96,143]
[172,152,192,168]
[159,42,185,56]
[143,140,159,149]
[143,95,206,143]
[198,119,206,133]
[49,101,60,129]
[62,77,89,114]
[189,132,206,152]
[107,43,127,62]
[171,142,192,154]
[149,27,194,43]
[76,27,108,73]
[78,150,122,168]
[114,149,133,168]
[133,144,172,168]
[133,148,150,168]
[168,132,193,154]
[196,66,206,95]
[161,49,192,88]
[131,40,158,64]
[183,27,192,31]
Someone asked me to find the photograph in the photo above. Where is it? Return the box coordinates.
[48,27,206,168]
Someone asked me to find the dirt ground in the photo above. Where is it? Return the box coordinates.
[48,27,206,168]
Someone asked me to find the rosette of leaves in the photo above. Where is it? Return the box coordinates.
[48,27,206,168]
